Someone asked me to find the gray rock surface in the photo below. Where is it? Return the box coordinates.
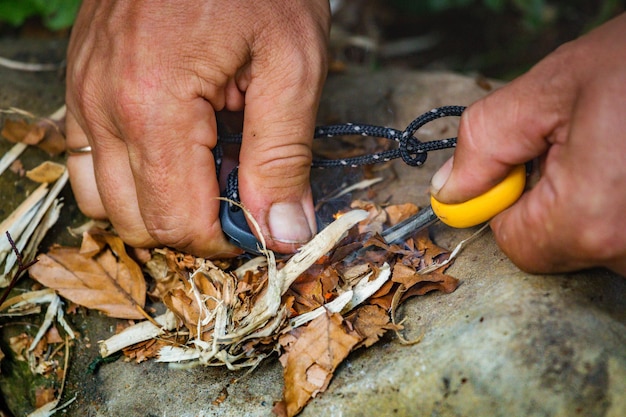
[1,39,624,417]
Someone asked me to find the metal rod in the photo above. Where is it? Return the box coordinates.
[381,205,439,244]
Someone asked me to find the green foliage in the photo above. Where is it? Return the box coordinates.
[0,0,81,30]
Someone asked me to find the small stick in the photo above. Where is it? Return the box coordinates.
[0,56,62,72]
[0,231,39,306]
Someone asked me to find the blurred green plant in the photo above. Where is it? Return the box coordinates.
[0,0,81,31]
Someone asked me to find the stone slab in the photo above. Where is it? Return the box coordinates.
[0,39,624,417]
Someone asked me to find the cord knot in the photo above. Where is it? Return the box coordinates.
[399,135,427,166]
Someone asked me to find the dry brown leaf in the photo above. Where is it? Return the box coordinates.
[1,117,66,155]
[283,264,342,317]
[385,203,419,226]
[362,234,419,259]
[81,200,461,417]
[350,200,387,234]
[28,246,146,319]
[86,229,146,278]
[144,250,183,299]
[400,270,459,301]
[123,336,185,363]
[35,386,57,408]
[162,288,200,333]
[1,118,45,144]
[275,312,361,417]
[368,279,395,310]
[38,124,66,156]
[346,304,401,348]
[192,273,221,311]
[25,161,66,183]
[391,263,427,286]
[45,325,63,344]
[79,231,107,257]
[9,333,30,361]
[368,260,458,311]
[161,260,237,339]
[414,229,450,265]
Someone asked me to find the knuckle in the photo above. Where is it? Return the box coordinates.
[145,222,195,252]
[251,142,312,180]
[144,215,224,255]
[258,36,327,96]
[115,225,157,250]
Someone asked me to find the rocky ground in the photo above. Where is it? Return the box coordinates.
[1,37,625,417]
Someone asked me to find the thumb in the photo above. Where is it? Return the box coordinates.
[237,58,326,253]
[430,54,575,204]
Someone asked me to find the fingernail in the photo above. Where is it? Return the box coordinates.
[268,202,314,244]
[431,156,454,194]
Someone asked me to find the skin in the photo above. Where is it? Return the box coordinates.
[66,0,330,258]
[67,1,624,275]
[431,13,626,276]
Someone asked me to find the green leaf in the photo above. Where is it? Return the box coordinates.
[0,0,39,26]
[42,0,82,30]
[0,0,81,30]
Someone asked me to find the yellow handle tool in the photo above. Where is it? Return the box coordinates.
[382,165,526,244]
[430,164,526,228]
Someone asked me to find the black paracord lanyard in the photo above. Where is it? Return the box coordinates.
[217,105,465,252]
[219,105,464,203]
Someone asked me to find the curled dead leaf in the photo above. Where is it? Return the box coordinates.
[26,161,66,183]
[346,304,401,348]
[385,203,419,226]
[2,118,45,145]
[400,270,459,300]
[1,114,66,156]
[350,200,387,234]
[35,386,57,408]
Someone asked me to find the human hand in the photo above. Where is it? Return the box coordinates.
[65,0,330,257]
[430,13,626,275]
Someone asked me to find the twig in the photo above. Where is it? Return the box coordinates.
[390,284,424,345]
[0,142,28,176]
[135,305,161,327]
[0,56,63,72]
[27,336,77,417]
[417,224,489,275]
[0,231,38,306]
[100,311,178,357]
[314,177,383,210]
